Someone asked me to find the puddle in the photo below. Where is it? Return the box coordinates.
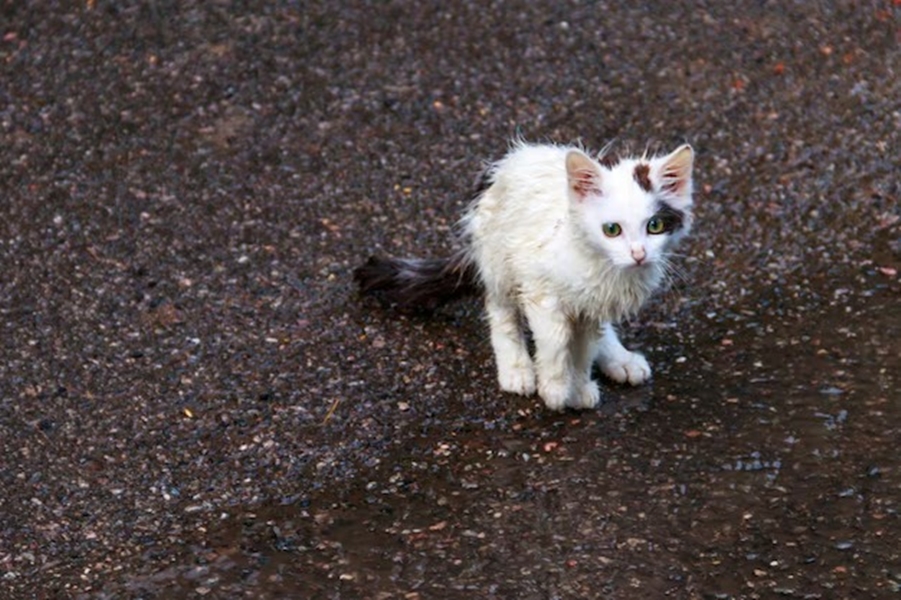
[97,283,901,599]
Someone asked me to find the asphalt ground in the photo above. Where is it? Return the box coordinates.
[1,1,900,598]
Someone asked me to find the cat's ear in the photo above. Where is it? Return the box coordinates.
[656,144,694,199]
[566,150,602,200]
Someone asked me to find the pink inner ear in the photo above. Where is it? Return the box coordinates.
[662,179,682,194]
[661,168,687,194]
[571,169,599,197]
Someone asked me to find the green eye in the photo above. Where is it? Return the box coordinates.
[602,222,622,237]
[647,217,665,234]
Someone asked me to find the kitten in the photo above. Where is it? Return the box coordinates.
[355,141,694,410]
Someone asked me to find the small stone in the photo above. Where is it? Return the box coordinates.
[819,386,844,396]
[834,541,854,551]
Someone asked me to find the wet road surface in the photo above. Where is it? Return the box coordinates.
[1,2,900,598]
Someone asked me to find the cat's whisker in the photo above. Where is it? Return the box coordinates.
[656,257,689,291]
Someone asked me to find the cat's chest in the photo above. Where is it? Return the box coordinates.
[543,260,658,321]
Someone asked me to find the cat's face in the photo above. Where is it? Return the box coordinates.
[566,146,694,271]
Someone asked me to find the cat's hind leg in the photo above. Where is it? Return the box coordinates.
[486,296,536,396]
[595,322,651,385]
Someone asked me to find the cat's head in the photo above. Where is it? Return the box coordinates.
[565,144,694,270]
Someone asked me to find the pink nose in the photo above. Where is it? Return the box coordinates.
[631,247,646,264]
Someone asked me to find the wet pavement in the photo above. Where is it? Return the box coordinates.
[1,1,900,598]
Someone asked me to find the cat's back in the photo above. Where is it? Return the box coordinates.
[491,142,570,192]
[473,142,571,225]
[463,143,574,266]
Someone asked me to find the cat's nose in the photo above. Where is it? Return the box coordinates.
[631,246,646,264]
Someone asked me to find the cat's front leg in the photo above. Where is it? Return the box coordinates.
[595,322,651,385]
[522,298,575,411]
[486,296,536,396]
[569,320,602,409]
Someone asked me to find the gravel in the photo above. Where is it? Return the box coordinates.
[1,1,899,598]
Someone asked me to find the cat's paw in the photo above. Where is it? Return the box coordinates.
[538,378,571,411]
[599,350,651,386]
[567,379,601,410]
[498,363,536,396]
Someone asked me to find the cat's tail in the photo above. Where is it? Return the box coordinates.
[353,251,480,310]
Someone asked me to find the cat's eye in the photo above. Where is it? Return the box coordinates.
[602,222,622,238]
[647,217,665,235]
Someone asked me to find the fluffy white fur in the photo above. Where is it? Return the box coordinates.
[460,142,694,410]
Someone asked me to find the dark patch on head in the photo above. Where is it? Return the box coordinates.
[598,153,621,169]
[655,201,685,233]
[633,163,652,192]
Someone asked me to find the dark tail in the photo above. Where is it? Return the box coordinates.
[353,251,480,310]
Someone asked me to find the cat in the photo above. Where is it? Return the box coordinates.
[355,141,694,410]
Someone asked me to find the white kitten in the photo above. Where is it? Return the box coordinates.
[356,141,694,410]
